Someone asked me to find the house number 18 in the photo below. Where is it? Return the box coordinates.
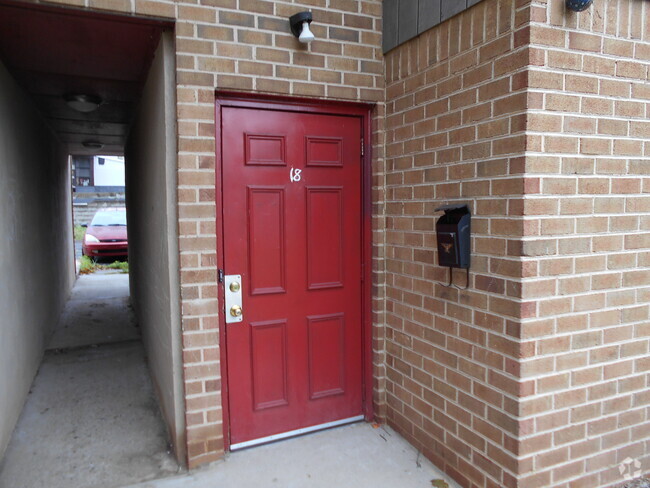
[290,167,302,182]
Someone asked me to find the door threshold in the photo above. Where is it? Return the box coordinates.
[230,415,365,451]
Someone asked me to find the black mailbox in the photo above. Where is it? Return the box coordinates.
[435,204,471,269]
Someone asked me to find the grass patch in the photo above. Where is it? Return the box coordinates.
[79,256,129,275]
[79,255,96,274]
[74,225,86,241]
[104,261,129,273]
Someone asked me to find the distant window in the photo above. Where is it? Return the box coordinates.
[74,156,93,186]
[98,157,105,165]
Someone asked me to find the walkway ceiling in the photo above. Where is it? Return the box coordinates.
[0,2,169,155]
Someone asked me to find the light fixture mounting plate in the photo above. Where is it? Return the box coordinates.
[566,0,593,12]
[289,11,312,38]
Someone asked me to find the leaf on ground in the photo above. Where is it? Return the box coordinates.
[431,480,449,488]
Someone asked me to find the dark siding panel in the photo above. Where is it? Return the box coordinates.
[398,0,419,44]
[382,0,399,53]
[383,0,484,54]
[418,0,441,34]
[441,0,468,22]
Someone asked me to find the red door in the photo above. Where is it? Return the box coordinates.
[220,105,363,447]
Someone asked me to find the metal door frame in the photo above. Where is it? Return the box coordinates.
[214,92,374,451]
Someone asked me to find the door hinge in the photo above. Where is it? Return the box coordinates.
[361,138,364,157]
[218,269,224,283]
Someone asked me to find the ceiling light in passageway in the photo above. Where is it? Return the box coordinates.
[289,12,315,44]
[82,140,104,149]
[64,94,102,113]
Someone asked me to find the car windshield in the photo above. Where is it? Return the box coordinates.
[91,210,127,226]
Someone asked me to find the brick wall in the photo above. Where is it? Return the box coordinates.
[17,0,650,480]
[20,0,383,468]
[519,1,650,486]
[384,0,650,487]
[383,1,532,486]
[372,102,389,420]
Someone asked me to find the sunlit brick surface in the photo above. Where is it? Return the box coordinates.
[18,0,384,468]
[383,0,650,487]
[519,1,650,487]
[16,0,650,481]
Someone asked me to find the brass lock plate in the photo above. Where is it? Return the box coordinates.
[224,274,243,324]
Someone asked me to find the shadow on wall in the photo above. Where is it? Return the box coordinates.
[0,58,75,459]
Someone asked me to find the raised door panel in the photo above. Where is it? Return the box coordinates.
[247,187,286,295]
[245,134,287,166]
[305,136,343,167]
[308,314,345,400]
[306,187,343,290]
[250,320,289,410]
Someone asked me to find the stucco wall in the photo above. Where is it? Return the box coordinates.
[125,32,185,463]
[0,60,74,458]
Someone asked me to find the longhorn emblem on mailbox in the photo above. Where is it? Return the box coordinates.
[441,243,453,253]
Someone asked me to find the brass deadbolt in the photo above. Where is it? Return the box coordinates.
[230,305,242,317]
[229,281,241,293]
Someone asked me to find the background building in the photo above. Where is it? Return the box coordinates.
[72,155,125,188]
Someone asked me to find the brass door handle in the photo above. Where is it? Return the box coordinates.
[230,305,242,317]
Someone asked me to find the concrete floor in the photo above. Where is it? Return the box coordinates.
[48,273,138,350]
[0,273,179,488]
[123,422,460,488]
[1,272,459,488]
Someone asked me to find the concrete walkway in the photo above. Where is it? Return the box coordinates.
[0,273,459,488]
[0,273,179,488]
[48,272,138,350]
[124,422,459,488]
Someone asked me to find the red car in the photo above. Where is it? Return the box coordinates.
[82,208,128,260]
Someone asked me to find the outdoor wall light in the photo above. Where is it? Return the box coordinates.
[64,94,102,113]
[566,0,593,12]
[289,12,315,44]
[82,140,104,149]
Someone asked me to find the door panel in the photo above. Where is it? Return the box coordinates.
[221,106,363,446]
[245,134,287,166]
[306,187,344,289]
[307,313,345,399]
[247,187,286,295]
[250,319,288,410]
